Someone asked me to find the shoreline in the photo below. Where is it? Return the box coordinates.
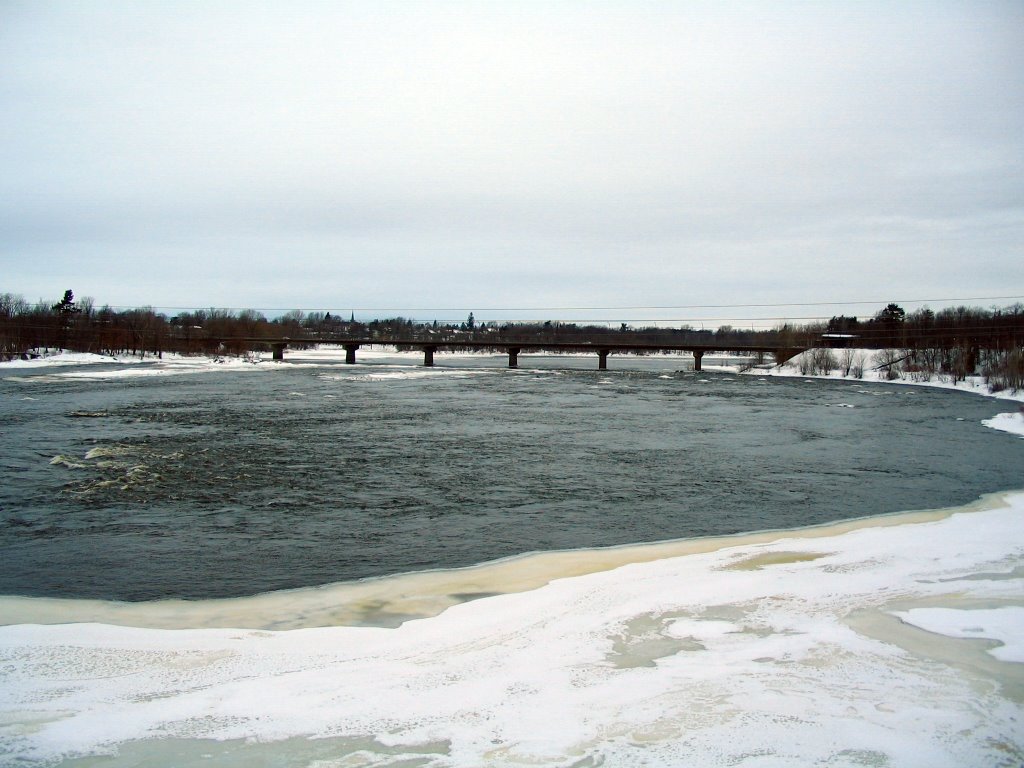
[3,489,1021,767]
[728,347,1024,405]
[1,488,1020,632]
[5,344,1023,400]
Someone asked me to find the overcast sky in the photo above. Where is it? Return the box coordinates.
[2,1,1022,326]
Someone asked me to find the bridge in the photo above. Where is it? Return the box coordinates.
[251,338,800,371]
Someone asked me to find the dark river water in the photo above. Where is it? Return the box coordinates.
[2,353,1022,600]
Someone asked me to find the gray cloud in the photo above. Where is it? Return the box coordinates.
[2,1,1022,324]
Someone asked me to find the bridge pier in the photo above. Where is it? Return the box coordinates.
[693,350,704,372]
[271,342,287,361]
[423,345,436,367]
[344,343,360,364]
[598,349,610,370]
[508,347,520,368]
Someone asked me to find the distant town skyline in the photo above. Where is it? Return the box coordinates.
[2,1,1022,328]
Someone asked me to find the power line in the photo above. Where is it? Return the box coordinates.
[343,295,1024,312]
[87,294,1024,314]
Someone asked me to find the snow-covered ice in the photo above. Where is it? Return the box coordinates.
[895,606,1024,663]
[984,411,1024,439]
[1,493,1022,766]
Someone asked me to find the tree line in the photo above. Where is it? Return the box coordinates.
[2,291,1023,376]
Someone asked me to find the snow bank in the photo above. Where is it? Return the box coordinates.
[984,410,1024,439]
[2,492,1022,767]
[0,350,273,379]
[734,348,1024,404]
[0,351,146,368]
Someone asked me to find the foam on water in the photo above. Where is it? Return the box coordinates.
[2,491,1022,767]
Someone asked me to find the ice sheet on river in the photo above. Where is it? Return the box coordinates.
[1,491,1022,767]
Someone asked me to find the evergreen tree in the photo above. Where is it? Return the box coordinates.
[52,289,79,316]
[876,303,905,325]
[51,289,80,350]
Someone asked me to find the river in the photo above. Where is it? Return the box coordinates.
[1,349,1020,602]
[3,349,1024,767]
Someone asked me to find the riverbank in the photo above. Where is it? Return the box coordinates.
[7,345,1023,398]
[726,347,1024,439]
[723,347,1024,404]
[2,490,1021,766]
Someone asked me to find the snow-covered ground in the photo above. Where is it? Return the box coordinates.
[983,411,1024,439]
[2,347,1022,765]
[721,347,1024,404]
[0,350,267,378]
[1,493,1021,766]
[0,350,152,367]
[724,348,1024,440]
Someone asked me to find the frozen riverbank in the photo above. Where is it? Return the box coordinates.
[722,346,1024,405]
[1,491,1022,767]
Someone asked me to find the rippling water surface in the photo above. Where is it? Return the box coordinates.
[2,352,1021,600]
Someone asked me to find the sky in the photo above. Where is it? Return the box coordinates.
[2,1,1022,327]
